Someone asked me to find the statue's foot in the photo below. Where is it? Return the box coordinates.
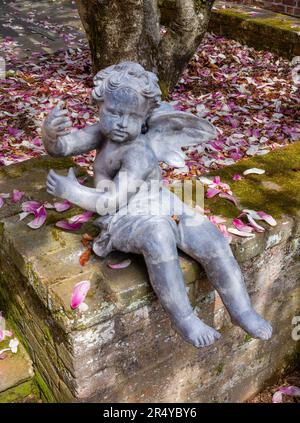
[173,313,221,348]
[232,309,272,340]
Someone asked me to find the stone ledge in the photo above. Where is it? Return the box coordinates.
[0,145,299,401]
[0,324,38,403]
[209,1,300,59]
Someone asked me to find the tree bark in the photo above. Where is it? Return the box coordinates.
[76,0,214,93]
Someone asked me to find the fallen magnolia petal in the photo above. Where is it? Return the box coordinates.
[228,228,255,238]
[54,200,72,212]
[232,174,242,181]
[56,220,83,231]
[218,224,233,243]
[27,206,47,229]
[12,189,24,203]
[198,177,213,186]
[279,386,300,396]
[232,218,254,233]
[272,391,283,403]
[206,188,221,198]
[69,211,94,224]
[70,280,91,310]
[0,348,10,359]
[247,214,265,232]
[9,338,19,354]
[219,192,239,207]
[107,259,132,269]
[208,215,227,225]
[19,212,30,221]
[256,211,277,227]
[0,193,10,209]
[22,201,42,213]
[243,168,265,176]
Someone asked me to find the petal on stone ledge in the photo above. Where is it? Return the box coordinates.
[70,280,91,310]
[233,218,253,233]
[12,189,24,203]
[69,211,94,224]
[56,220,83,231]
[256,211,277,226]
[54,200,72,212]
[27,206,47,229]
[272,391,283,403]
[228,228,255,238]
[279,386,300,396]
[206,188,221,198]
[108,259,132,269]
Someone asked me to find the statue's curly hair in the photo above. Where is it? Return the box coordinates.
[92,62,162,114]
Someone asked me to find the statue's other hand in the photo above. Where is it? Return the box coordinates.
[46,168,78,199]
[43,101,72,141]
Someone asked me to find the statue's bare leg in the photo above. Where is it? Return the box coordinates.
[177,215,272,340]
[134,218,221,347]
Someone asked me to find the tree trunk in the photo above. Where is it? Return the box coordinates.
[76,0,214,93]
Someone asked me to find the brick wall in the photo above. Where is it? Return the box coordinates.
[226,0,300,17]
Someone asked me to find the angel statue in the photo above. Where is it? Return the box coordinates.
[42,62,272,348]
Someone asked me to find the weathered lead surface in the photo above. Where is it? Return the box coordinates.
[0,154,299,402]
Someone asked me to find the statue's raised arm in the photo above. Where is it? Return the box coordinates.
[42,101,102,157]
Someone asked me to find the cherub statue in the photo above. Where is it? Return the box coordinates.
[42,62,272,348]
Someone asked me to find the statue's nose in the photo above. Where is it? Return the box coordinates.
[118,114,129,128]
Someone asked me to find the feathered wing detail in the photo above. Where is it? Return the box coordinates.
[145,103,217,168]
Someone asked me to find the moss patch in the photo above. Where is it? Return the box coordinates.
[0,380,40,403]
[205,142,300,219]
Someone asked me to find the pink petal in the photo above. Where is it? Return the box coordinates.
[272,391,283,403]
[206,188,221,198]
[247,215,265,233]
[22,201,42,214]
[107,259,132,269]
[232,174,242,181]
[219,192,239,206]
[56,220,83,231]
[279,386,300,396]
[70,280,91,310]
[0,329,4,342]
[54,200,72,212]
[228,228,255,238]
[232,218,253,233]
[27,206,47,229]
[243,168,265,176]
[256,211,277,227]
[208,215,227,225]
[218,224,233,243]
[0,352,8,360]
[69,211,94,224]
[19,212,30,221]
[213,176,221,184]
[12,189,24,203]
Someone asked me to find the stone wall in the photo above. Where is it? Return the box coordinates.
[225,0,300,18]
[0,151,299,402]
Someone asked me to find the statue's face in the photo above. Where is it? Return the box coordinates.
[99,87,148,143]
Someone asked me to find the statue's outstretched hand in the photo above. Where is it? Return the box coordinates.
[42,101,72,141]
[47,168,79,199]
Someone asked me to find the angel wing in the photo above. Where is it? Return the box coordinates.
[145,103,217,168]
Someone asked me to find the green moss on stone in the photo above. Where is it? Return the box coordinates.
[34,371,55,403]
[0,380,40,403]
[205,142,300,219]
